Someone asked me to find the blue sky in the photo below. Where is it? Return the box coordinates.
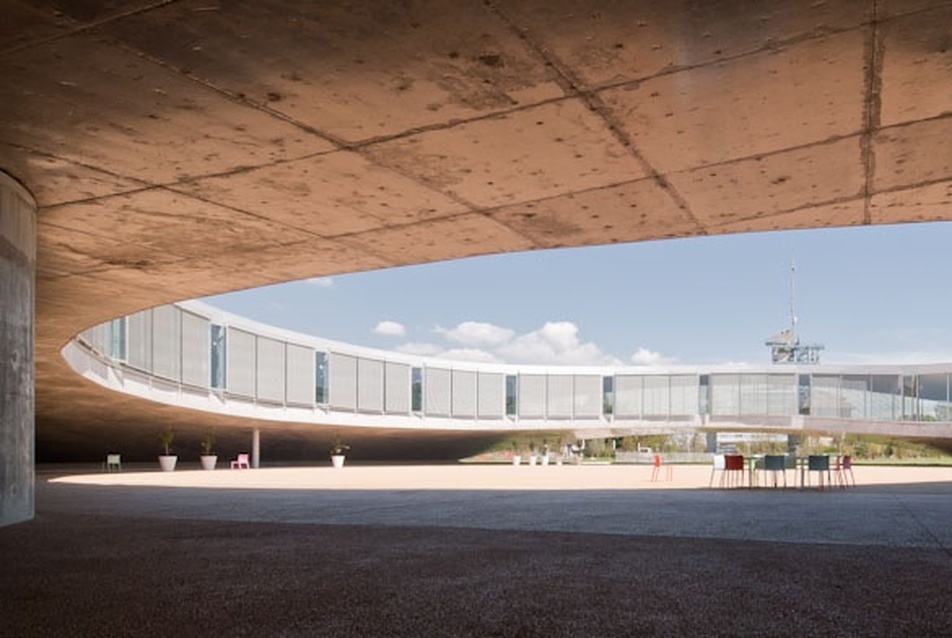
[204,221,952,367]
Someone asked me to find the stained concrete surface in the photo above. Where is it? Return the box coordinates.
[2,464,951,636]
[6,0,952,461]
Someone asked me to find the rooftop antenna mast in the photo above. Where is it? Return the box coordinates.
[765,261,824,364]
[790,260,798,344]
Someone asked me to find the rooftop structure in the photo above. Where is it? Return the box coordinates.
[3,0,952,525]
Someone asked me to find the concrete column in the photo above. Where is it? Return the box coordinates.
[0,171,36,526]
[251,427,260,469]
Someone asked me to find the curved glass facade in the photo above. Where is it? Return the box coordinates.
[68,301,952,436]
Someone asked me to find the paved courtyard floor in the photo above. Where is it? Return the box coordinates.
[2,463,952,636]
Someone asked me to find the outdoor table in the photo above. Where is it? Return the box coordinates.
[747,455,763,488]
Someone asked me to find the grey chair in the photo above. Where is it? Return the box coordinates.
[805,455,831,490]
[762,454,787,488]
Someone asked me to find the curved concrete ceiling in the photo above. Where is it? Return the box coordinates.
[4,1,952,456]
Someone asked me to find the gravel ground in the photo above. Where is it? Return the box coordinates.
[1,464,951,637]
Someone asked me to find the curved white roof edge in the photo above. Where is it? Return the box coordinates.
[60,300,952,441]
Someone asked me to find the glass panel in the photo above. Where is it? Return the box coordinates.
[518,374,546,418]
[256,337,286,403]
[127,310,153,372]
[710,374,740,416]
[210,325,226,390]
[840,375,868,419]
[811,375,841,417]
[767,375,796,416]
[328,352,357,410]
[870,375,899,420]
[547,375,573,418]
[602,376,614,416]
[505,374,517,416]
[152,305,182,382]
[285,344,314,405]
[478,372,504,418]
[614,375,642,418]
[739,374,767,416]
[385,362,411,413]
[315,351,328,404]
[425,367,451,416]
[109,317,127,361]
[903,375,918,420]
[411,367,423,412]
[452,369,476,418]
[918,374,948,421]
[699,375,710,416]
[574,375,602,419]
[181,311,209,388]
[669,375,698,416]
[357,358,385,413]
[798,374,811,415]
[643,376,669,417]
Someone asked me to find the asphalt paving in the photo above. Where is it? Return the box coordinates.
[2,463,951,636]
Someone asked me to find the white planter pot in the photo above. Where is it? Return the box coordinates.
[529,455,538,466]
[200,455,218,471]
[331,454,346,469]
[512,455,522,466]
[541,455,550,466]
[158,455,177,472]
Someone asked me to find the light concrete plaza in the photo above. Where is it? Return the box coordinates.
[1,463,951,636]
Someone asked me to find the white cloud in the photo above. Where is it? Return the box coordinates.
[373,320,406,337]
[304,276,335,288]
[394,342,443,356]
[630,347,677,366]
[432,348,503,364]
[395,320,625,366]
[496,321,623,365]
[435,321,515,346]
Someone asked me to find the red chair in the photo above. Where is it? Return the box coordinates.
[724,454,746,488]
[651,454,672,482]
[230,453,250,469]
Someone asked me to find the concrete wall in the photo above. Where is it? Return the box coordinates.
[0,172,36,526]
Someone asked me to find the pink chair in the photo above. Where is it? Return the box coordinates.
[833,455,855,488]
[230,453,250,469]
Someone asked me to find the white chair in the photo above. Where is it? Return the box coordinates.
[105,454,121,472]
[708,454,726,488]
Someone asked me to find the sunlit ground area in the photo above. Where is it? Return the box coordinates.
[50,462,952,492]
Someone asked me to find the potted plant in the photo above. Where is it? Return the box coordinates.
[528,440,538,466]
[158,425,177,472]
[511,440,522,466]
[330,433,350,469]
[199,429,217,470]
